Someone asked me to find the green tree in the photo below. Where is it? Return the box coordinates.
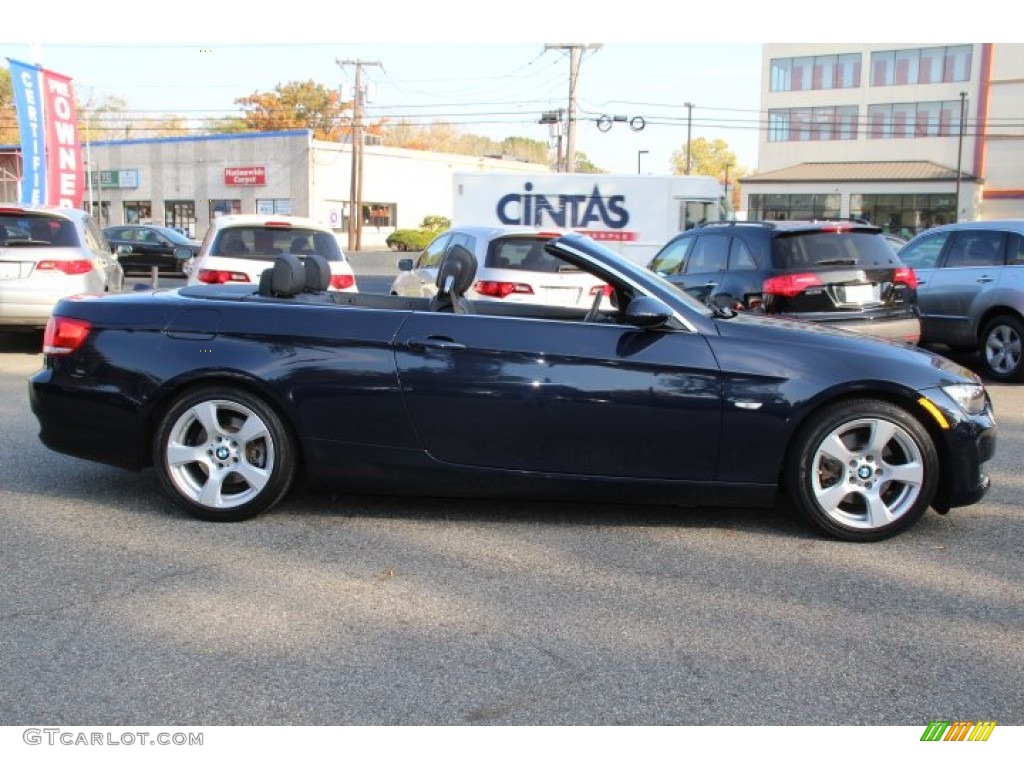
[671,137,748,209]
[671,136,739,178]
[573,151,607,174]
[499,136,549,165]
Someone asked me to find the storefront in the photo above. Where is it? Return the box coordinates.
[55,129,549,246]
[742,161,983,236]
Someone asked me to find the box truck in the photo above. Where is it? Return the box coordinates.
[452,172,729,265]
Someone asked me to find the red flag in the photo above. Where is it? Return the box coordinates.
[41,68,83,209]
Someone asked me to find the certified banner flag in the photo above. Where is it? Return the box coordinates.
[7,58,47,204]
[40,67,84,209]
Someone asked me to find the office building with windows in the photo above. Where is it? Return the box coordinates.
[742,43,1024,235]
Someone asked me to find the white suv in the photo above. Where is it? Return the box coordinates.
[391,225,608,308]
[186,214,357,292]
[0,204,124,330]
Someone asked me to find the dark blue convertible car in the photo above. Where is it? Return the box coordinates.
[29,233,996,542]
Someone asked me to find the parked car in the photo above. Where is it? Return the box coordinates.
[185,214,356,291]
[0,204,124,330]
[391,225,608,309]
[103,224,201,275]
[30,233,995,542]
[897,219,1024,382]
[647,220,921,343]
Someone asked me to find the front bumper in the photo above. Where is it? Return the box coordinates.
[920,387,997,512]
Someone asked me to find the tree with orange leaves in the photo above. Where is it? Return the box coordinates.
[235,80,354,141]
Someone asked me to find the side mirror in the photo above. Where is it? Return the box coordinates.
[623,295,673,329]
[173,246,193,261]
[397,258,414,272]
[116,244,132,257]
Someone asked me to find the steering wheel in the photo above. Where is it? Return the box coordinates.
[584,286,606,323]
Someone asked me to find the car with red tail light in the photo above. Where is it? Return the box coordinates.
[184,214,356,292]
[0,204,124,330]
[390,225,609,309]
[648,220,920,344]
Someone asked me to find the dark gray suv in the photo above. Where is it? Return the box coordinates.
[648,220,921,343]
[898,220,1024,382]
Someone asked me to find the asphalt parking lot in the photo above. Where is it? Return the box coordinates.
[1,287,1022,727]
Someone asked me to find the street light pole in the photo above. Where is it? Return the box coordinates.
[637,150,648,175]
[684,102,694,175]
[955,90,967,222]
[723,162,731,208]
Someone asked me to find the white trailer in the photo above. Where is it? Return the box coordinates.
[452,172,729,265]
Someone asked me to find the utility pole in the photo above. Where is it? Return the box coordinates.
[684,102,695,175]
[336,58,382,251]
[955,90,967,222]
[545,44,601,173]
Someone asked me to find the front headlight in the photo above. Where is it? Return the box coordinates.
[941,383,988,415]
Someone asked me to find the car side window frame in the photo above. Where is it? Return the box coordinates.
[682,234,729,275]
[898,231,950,270]
[945,231,1006,269]
[418,233,452,269]
[649,236,693,276]
[728,236,759,270]
[1008,232,1024,266]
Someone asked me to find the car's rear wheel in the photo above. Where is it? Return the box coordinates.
[153,387,297,522]
[979,315,1024,382]
[786,399,938,542]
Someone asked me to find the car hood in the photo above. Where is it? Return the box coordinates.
[710,309,981,388]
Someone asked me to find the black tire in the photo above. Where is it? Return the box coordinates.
[786,399,938,542]
[979,314,1024,382]
[153,387,297,522]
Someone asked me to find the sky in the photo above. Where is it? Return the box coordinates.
[1,2,1000,177]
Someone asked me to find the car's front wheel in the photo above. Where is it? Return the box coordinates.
[153,387,297,522]
[979,314,1024,382]
[786,399,938,542]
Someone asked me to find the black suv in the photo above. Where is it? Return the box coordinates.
[648,220,921,343]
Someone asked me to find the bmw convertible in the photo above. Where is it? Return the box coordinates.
[29,233,996,542]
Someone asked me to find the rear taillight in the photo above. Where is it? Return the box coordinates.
[330,274,356,290]
[197,269,250,284]
[35,259,93,275]
[762,273,824,298]
[474,280,534,298]
[43,316,91,355]
[893,266,918,289]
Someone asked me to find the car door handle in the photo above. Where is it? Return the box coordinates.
[704,281,718,287]
[976,276,995,283]
[408,336,466,351]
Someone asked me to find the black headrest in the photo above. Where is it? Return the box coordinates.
[258,253,305,297]
[435,244,477,297]
[303,254,331,292]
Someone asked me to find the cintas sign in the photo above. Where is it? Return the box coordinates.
[6,59,83,208]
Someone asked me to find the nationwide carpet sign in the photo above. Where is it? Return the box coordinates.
[7,58,84,208]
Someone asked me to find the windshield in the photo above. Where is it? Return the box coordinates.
[774,231,900,269]
[551,233,714,318]
[211,227,343,260]
[0,214,79,247]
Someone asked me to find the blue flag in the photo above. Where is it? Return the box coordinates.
[7,58,47,204]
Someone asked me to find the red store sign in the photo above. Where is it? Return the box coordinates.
[224,166,267,186]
